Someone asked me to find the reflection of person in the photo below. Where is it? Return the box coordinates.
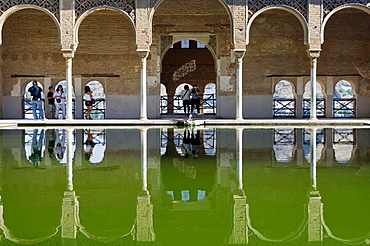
[54,85,66,119]
[47,129,56,158]
[190,84,201,115]
[46,86,55,119]
[181,129,191,158]
[29,129,44,167]
[28,81,45,120]
[84,129,95,161]
[54,129,66,162]
[181,85,191,115]
[83,86,94,120]
[190,129,201,158]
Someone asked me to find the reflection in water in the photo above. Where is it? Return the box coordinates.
[2,127,370,245]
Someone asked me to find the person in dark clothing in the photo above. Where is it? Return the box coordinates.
[28,81,45,120]
[190,84,201,115]
[46,86,55,119]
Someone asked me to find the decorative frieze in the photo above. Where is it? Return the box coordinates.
[248,0,307,17]
[75,0,135,20]
[323,0,369,15]
[0,0,59,16]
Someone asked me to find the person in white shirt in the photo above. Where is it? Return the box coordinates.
[83,86,94,120]
[53,85,66,119]
[181,85,191,115]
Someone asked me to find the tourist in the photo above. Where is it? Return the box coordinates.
[190,129,201,158]
[181,129,191,158]
[28,81,45,120]
[181,85,191,115]
[46,86,55,119]
[190,84,201,115]
[84,129,95,161]
[83,86,94,120]
[54,85,66,119]
[29,129,44,168]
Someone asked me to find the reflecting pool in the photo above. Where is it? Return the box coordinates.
[1,127,370,245]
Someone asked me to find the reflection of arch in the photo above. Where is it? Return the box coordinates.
[23,80,44,119]
[303,128,326,163]
[0,5,61,45]
[273,80,296,118]
[273,128,296,163]
[333,80,356,118]
[321,4,370,44]
[83,129,106,164]
[247,5,309,45]
[303,81,326,118]
[333,128,356,163]
[74,6,135,46]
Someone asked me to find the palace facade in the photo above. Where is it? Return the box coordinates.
[0,0,369,119]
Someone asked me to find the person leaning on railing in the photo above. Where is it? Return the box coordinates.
[83,86,94,120]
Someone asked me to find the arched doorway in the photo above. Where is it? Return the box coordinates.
[303,81,326,118]
[273,80,296,118]
[23,81,44,119]
[160,40,216,116]
[84,80,106,119]
[333,80,356,118]
[55,80,76,119]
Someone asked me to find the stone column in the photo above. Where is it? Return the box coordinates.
[309,54,319,120]
[138,50,149,121]
[296,77,304,118]
[235,50,246,120]
[63,51,74,120]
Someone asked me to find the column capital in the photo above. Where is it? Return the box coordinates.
[307,49,321,59]
[234,49,246,59]
[137,49,150,59]
[62,49,75,59]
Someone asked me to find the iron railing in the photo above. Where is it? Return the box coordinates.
[273,99,296,118]
[83,98,106,119]
[23,99,76,119]
[160,94,216,115]
[333,98,355,118]
[303,98,325,118]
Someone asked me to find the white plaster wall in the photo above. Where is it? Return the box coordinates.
[3,97,23,119]
[217,95,236,119]
[106,95,140,119]
[244,95,273,119]
[356,95,370,118]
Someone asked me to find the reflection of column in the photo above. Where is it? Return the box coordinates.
[310,128,317,189]
[63,51,74,120]
[62,129,78,242]
[138,50,149,121]
[136,128,155,242]
[308,128,323,241]
[229,128,248,244]
[235,50,245,120]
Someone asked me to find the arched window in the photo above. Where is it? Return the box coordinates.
[55,80,76,118]
[84,81,106,119]
[273,80,295,117]
[203,83,216,115]
[303,81,325,117]
[333,80,356,118]
[174,83,193,114]
[23,81,44,119]
[160,83,168,115]
[273,128,296,163]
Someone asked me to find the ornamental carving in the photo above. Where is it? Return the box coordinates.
[248,0,307,17]
[75,0,135,20]
[323,0,368,15]
[0,0,59,17]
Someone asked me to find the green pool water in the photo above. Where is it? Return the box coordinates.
[1,127,370,245]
